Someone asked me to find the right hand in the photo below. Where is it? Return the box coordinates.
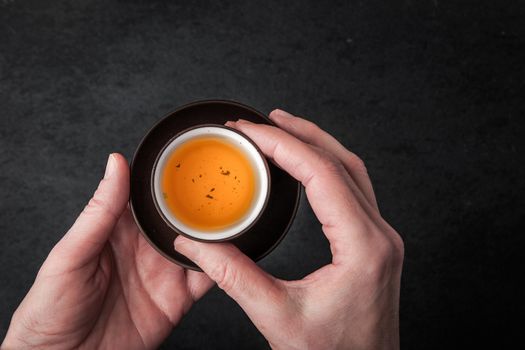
[174,109,404,349]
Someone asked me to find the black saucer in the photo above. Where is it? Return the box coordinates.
[130,100,301,271]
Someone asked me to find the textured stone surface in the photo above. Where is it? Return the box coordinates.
[1,0,524,348]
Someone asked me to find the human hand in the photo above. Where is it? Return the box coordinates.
[2,154,213,350]
[174,110,404,349]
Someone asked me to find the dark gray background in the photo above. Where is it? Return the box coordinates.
[1,0,524,349]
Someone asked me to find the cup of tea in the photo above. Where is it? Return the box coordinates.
[152,124,271,242]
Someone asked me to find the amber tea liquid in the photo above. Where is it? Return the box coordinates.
[161,136,256,231]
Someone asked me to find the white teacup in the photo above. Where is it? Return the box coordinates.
[152,125,270,242]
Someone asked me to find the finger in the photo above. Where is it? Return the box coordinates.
[174,236,286,319]
[229,119,373,257]
[226,120,286,173]
[186,270,214,301]
[57,153,130,269]
[269,109,378,209]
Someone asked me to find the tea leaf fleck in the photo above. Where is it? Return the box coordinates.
[176,163,181,168]
[220,170,230,176]
[206,194,214,199]
[162,192,168,199]
[210,188,215,192]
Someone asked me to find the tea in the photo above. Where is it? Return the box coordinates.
[161,136,256,231]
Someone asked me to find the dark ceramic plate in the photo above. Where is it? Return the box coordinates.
[130,100,301,271]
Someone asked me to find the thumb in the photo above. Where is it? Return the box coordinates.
[174,236,286,317]
[55,153,130,270]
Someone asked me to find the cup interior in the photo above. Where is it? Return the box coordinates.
[152,125,270,241]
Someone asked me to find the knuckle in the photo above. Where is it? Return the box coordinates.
[82,189,118,221]
[305,119,322,134]
[85,196,106,213]
[390,231,405,265]
[315,147,343,173]
[210,250,243,293]
[347,152,368,174]
[362,235,399,282]
[381,223,405,266]
[300,146,345,187]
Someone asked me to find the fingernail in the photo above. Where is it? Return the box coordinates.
[236,119,252,124]
[174,236,200,259]
[271,109,292,119]
[225,121,236,128]
[104,154,116,179]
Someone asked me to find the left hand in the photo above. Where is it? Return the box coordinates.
[2,153,213,350]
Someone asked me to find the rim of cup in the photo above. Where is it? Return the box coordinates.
[151,124,271,242]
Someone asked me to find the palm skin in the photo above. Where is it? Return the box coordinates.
[2,154,212,350]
